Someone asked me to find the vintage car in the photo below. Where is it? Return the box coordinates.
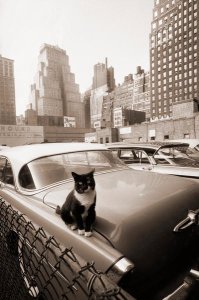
[169,139,199,161]
[0,143,199,299]
[107,142,199,181]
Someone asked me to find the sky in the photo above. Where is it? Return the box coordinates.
[0,0,154,115]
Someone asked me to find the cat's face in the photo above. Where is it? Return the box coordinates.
[72,169,95,194]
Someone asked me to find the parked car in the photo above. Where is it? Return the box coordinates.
[169,139,199,161]
[1,143,199,299]
[107,142,199,181]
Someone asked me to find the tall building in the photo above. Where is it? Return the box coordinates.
[92,58,115,92]
[150,0,199,121]
[133,67,150,121]
[28,44,85,128]
[0,55,16,125]
[82,89,91,129]
[90,58,115,128]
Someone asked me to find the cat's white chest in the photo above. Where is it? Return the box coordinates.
[74,190,96,210]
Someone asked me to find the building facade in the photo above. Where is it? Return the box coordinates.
[0,55,16,125]
[92,58,115,92]
[133,67,151,121]
[101,68,149,127]
[28,44,85,128]
[82,89,91,129]
[90,58,115,128]
[150,0,199,121]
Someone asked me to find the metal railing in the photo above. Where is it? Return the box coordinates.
[0,197,134,300]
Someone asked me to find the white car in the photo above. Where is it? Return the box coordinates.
[107,142,199,181]
[170,139,199,160]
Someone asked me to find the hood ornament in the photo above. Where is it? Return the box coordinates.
[173,209,199,232]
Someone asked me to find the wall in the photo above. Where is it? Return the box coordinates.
[119,114,199,142]
[0,125,44,146]
[43,126,94,143]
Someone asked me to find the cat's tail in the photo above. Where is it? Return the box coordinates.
[56,205,61,215]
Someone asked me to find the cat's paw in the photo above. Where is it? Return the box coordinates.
[85,231,92,237]
[78,229,85,235]
[70,224,77,230]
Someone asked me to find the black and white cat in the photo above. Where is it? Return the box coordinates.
[56,169,96,237]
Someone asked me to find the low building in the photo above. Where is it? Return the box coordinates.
[43,126,94,143]
[172,98,199,119]
[0,125,43,146]
[118,113,199,142]
[85,128,118,144]
[113,108,145,128]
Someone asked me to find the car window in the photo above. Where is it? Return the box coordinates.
[19,165,36,189]
[20,150,127,190]
[66,152,88,165]
[120,150,133,158]
[4,161,14,185]
[155,146,196,166]
[0,158,14,185]
[195,144,199,151]
[134,150,150,164]
[0,157,6,181]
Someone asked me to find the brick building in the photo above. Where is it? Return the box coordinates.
[0,55,16,125]
[133,67,150,121]
[101,68,149,127]
[150,0,199,121]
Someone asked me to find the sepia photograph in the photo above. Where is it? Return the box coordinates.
[0,0,199,299]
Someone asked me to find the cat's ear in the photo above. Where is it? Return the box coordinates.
[71,172,78,179]
[90,168,95,175]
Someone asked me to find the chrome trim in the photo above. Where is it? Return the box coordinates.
[190,269,199,279]
[106,257,134,283]
[173,208,199,232]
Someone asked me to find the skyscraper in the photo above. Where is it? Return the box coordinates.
[150,0,198,121]
[90,58,115,128]
[92,58,115,92]
[28,44,85,128]
[0,55,16,125]
[133,67,150,121]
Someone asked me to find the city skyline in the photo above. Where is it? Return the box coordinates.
[0,0,154,115]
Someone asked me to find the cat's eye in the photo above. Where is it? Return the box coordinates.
[78,182,83,185]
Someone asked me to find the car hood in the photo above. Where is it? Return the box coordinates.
[43,168,199,294]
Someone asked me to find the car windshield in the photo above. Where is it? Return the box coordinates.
[194,144,199,151]
[154,145,198,166]
[19,150,126,190]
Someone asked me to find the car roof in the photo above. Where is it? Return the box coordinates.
[0,143,108,173]
[107,141,189,151]
[170,139,199,148]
